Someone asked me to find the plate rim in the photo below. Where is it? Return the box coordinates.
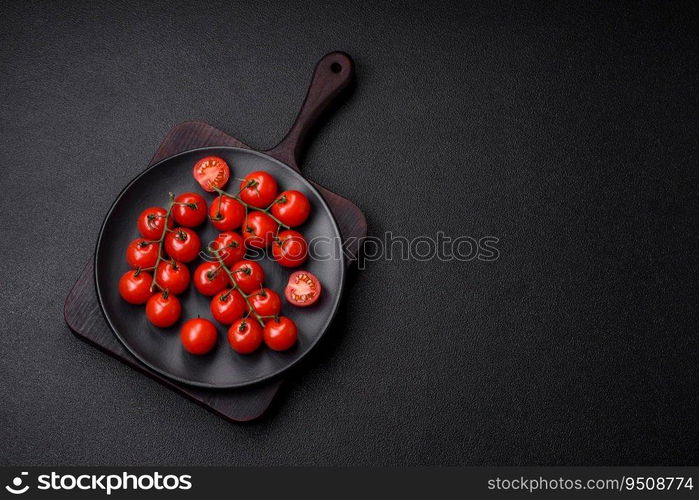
[94,146,346,389]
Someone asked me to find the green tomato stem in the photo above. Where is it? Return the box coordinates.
[210,249,265,327]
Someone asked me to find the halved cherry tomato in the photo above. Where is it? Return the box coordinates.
[209,195,245,231]
[181,318,218,354]
[172,192,207,227]
[272,230,308,267]
[193,156,230,192]
[243,212,277,248]
[137,207,172,239]
[285,270,322,307]
[145,292,181,328]
[210,232,245,266]
[249,288,281,320]
[227,318,263,354]
[193,261,229,296]
[239,171,278,208]
[230,260,264,294]
[210,289,248,325]
[118,270,154,304]
[271,190,311,227]
[155,260,190,295]
[126,238,159,268]
[263,316,298,351]
[165,228,201,262]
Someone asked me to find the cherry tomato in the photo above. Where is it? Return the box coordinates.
[209,195,245,231]
[243,212,277,248]
[249,288,281,319]
[227,318,263,354]
[172,192,207,227]
[263,316,298,351]
[271,190,311,227]
[118,270,154,304]
[165,228,201,263]
[155,260,190,295]
[230,260,264,294]
[210,232,245,266]
[137,207,172,239]
[180,318,218,355]
[272,230,308,267]
[239,171,278,208]
[193,261,229,296]
[145,292,181,328]
[193,156,230,192]
[285,270,322,307]
[126,238,159,268]
[210,289,248,325]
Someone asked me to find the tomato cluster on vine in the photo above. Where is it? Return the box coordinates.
[117,155,321,357]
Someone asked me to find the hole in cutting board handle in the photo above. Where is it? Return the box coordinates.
[330,62,342,73]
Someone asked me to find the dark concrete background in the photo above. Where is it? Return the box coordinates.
[0,0,696,465]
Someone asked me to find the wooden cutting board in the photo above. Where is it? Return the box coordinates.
[63,52,366,421]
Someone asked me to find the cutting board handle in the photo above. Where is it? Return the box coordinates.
[265,52,354,171]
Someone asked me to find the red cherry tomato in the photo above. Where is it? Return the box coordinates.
[272,230,308,267]
[239,171,278,208]
[249,288,281,319]
[210,289,248,325]
[137,207,172,239]
[118,270,154,304]
[271,190,311,227]
[193,261,229,296]
[145,292,181,328]
[285,270,322,307]
[227,318,263,354]
[209,195,245,231]
[263,316,298,351]
[172,192,207,227]
[126,238,159,268]
[155,260,190,295]
[243,212,277,248]
[165,228,201,262]
[180,318,218,355]
[210,232,245,266]
[193,156,230,192]
[230,260,264,294]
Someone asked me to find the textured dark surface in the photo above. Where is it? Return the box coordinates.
[1,0,697,465]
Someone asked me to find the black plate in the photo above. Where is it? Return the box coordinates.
[95,147,345,389]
